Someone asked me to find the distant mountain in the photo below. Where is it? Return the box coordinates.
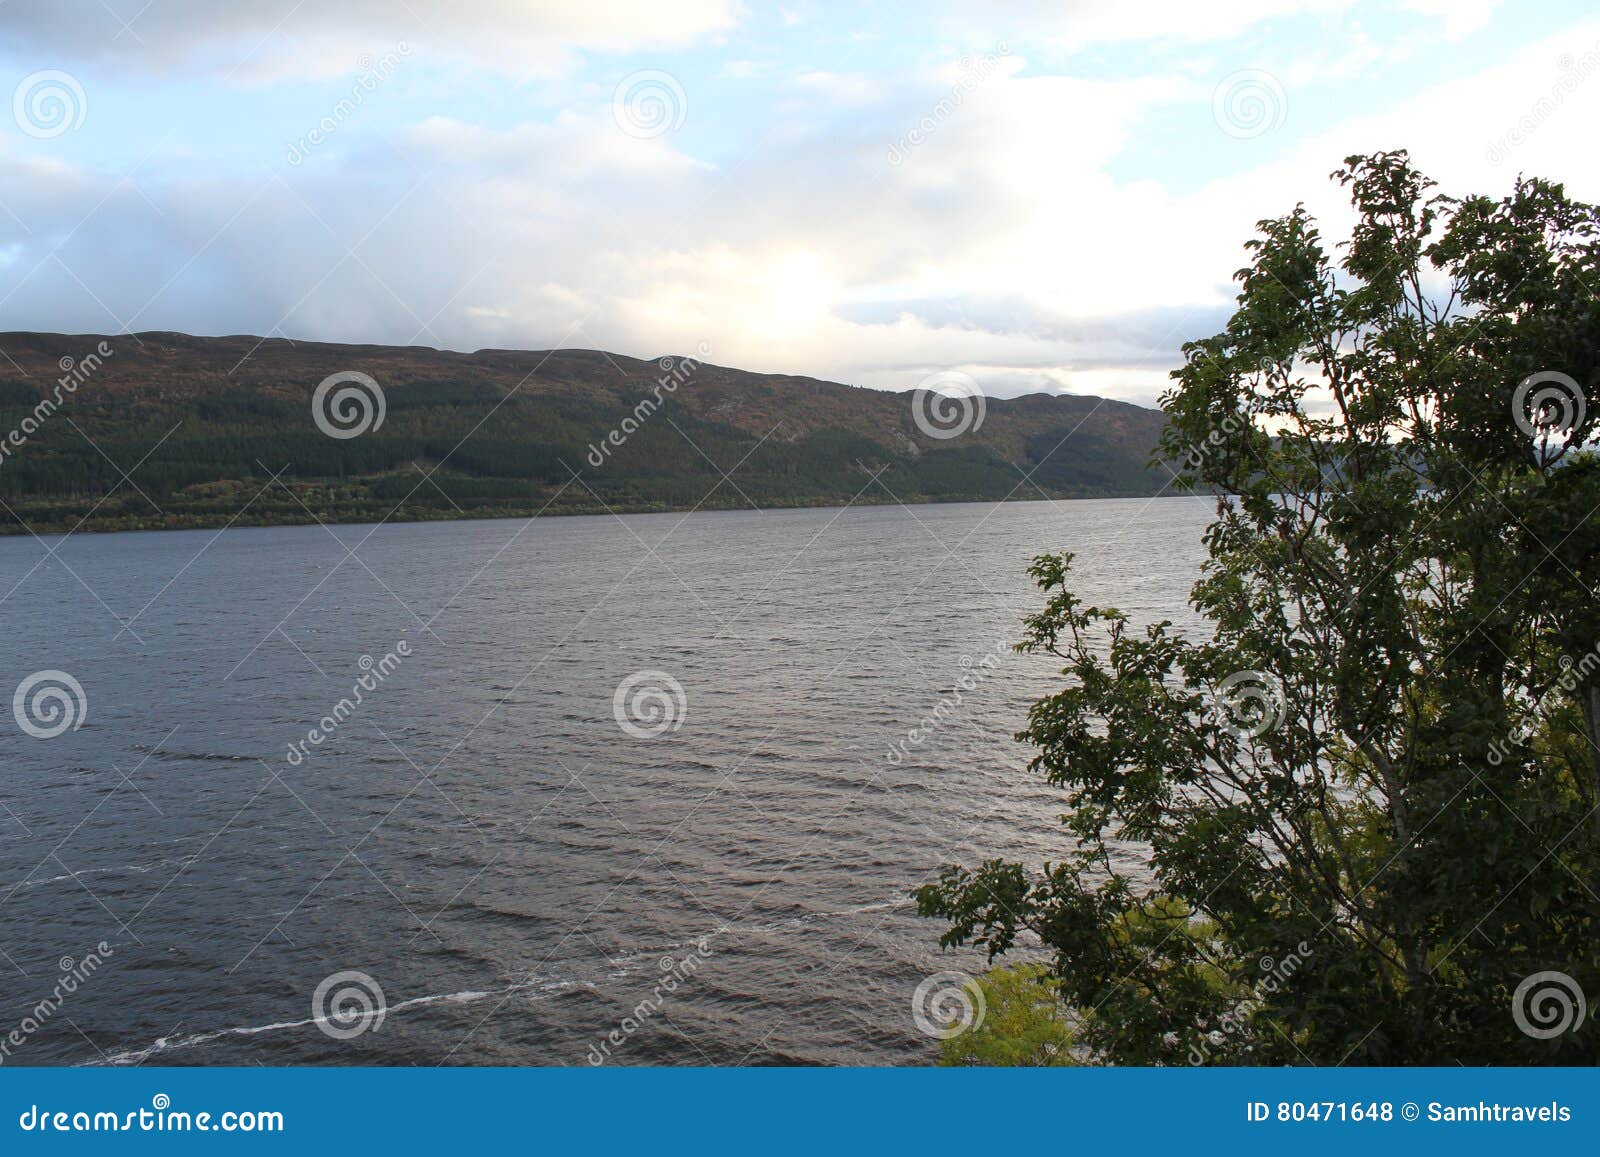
[0,331,1171,534]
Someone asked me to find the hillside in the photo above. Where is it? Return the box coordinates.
[0,331,1171,535]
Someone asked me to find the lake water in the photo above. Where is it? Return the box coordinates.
[0,497,1212,1066]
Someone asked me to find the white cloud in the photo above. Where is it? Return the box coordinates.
[791,71,882,106]
[2,11,1597,412]
[1403,0,1500,42]
[919,0,1356,52]
[0,0,742,80]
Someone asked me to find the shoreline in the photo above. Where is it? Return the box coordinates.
[0,488,1204,542]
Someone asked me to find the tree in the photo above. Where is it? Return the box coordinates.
[936,964,1076,1067]
[916,150,1600,1065]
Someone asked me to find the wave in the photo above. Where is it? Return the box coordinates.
[4,856,199,893]
[92,976,594,1066]
[131,744,257,763]
[90,897,913,1065]
[604,896,913,965]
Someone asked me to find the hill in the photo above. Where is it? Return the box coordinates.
[0,331,1171,534]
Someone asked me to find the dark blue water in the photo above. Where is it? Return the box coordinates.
[0,497,1210,1065]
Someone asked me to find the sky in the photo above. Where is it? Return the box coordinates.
[1,0,1599,408]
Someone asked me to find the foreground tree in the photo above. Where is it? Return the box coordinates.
[917,151,1600,1064]
[935,964,1076,1067]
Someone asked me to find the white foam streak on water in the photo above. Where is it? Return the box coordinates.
[6,857,201,893]
[93,897,915,1065]
[94,978,595,1066]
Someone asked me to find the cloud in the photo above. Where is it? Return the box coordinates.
[1,10,1596,413]
[1403,0,1500,42]
[917,0,1359,52]
[0,0,742,80]
[1,56,1213,401]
